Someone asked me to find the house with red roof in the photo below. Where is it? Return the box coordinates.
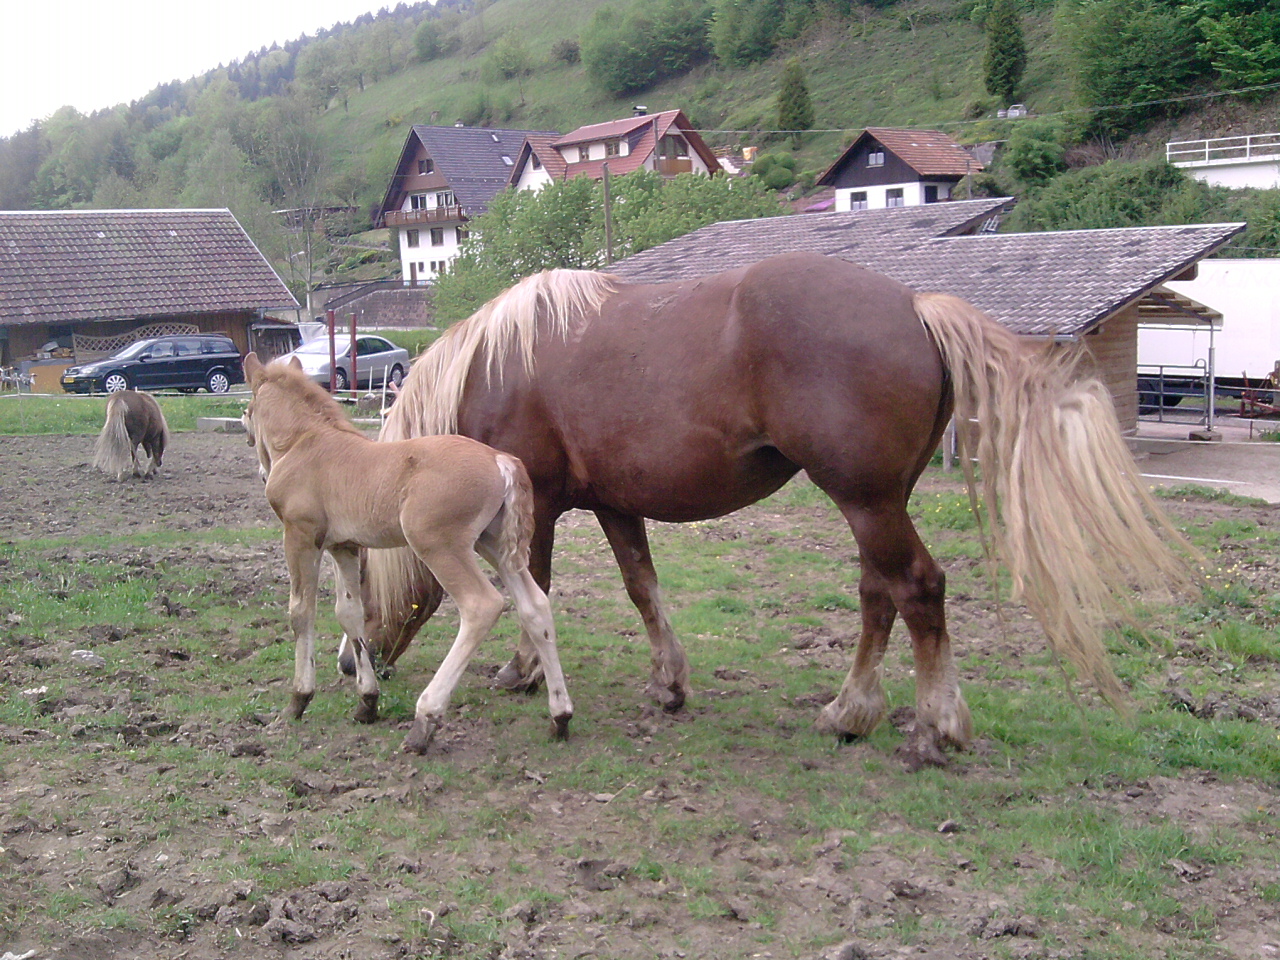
[510,108,720,193]
[816,128,982,212]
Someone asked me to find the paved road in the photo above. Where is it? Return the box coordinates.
[1132,417,1280,504]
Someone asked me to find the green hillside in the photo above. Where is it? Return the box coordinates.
[2,0,1278,299]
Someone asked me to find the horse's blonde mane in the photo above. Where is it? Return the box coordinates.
[382,268,618,441]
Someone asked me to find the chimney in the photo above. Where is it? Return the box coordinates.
[633,105,647,117]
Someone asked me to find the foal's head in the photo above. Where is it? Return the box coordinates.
[243,353,360,480]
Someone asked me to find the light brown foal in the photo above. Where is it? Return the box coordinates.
[242,352,572,753]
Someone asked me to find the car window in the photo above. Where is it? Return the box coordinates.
[149,341,175,359]
[296,340,336,355]
[173,340,197,357]
[113,340,155,360]
[356,337,387,354]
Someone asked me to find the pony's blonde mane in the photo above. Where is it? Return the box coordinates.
[382,268,618,442]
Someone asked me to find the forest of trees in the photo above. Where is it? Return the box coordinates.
[1,0,1279,300]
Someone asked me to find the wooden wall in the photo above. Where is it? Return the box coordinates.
[1063,303,1141,434]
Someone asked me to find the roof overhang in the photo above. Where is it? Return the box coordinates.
[1136,285,1222,327]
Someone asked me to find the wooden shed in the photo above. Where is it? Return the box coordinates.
[609,198,1243,433]
[0,209,300,385]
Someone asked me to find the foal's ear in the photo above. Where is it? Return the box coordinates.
[244,352,263,384]
[288,355,303,372]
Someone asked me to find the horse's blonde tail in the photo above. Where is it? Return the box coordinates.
[494,453,535,573]
[915,292,1199,704]
[93,394,133,479]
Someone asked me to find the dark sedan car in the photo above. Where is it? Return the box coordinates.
[61,335,245,395]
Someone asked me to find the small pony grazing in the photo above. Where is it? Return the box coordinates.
[93,390,169,481]
[241,352,572,753]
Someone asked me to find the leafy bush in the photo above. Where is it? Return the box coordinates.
[550,38,581,64]
[582,0,712,96]
[1002,118,1068,184]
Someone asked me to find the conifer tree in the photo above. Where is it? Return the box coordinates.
[983,0,1026,105]
[776,59,815,146]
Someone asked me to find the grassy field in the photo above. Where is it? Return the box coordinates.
[1,406,1279,956]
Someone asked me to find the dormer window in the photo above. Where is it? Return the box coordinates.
[604,139,621,158]
[867,150,885,167]
[578,145,590,162]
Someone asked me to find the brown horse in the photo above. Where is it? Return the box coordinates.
[93,389,169,481]
[366,252,1193,768]
[242,353,572,753]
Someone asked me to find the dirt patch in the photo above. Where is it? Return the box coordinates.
[2,432,1280,959]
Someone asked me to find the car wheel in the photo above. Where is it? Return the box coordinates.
[207,370,231,394]
[103,372,131,393]
[389,365,405,388]
[333,369,349,391]
[1137,378,1160,415]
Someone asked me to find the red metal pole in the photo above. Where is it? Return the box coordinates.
[349,313,358,399]
[326,309,337,393]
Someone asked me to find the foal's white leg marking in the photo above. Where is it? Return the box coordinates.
[330,547,379,723]
[283,526,324,720]
[480,538,573,734]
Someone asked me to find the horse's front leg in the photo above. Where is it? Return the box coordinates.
[595,508,689,712]
[283,525,325,720]
[330,546,380,724]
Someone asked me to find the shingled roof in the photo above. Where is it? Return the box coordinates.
[609,200,1246,338]
[382,125,560,217]
[0,209,298,327]
[611,197,1011,283]
[817,128,982,186]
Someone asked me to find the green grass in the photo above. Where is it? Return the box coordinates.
[2,471,1279,957]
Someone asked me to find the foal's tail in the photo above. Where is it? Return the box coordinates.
[93,393,134,479]
[915,292,1198,704]
[493,452,536,572]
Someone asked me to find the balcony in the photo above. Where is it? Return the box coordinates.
[1167,133,1280,166]
[383,205,465,227]
[655,157,693,177]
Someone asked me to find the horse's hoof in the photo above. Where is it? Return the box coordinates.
[894,726,951,772]
[402,717,439,755]
[285,691,313,721]
[354,693,379,725]
[551,714,572,740]
[337,650,357,678]
[646,681,686,713]
[494,659,542,694]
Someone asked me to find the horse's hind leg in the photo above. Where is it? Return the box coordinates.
[330,546,380,724]
[478,537,573,739]
[825,498,971,769]
[402,545,505,754]
[494,511,555,694]
[815,566,896,739]
[596,509,690,712]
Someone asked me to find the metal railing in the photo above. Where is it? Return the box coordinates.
[1167,132,1280,165]
[382,205,465,227]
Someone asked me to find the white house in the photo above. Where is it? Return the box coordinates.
[815,128,982,212]
[1167,133,1280,190]
[376,124,558,284]
[509,109,720,193]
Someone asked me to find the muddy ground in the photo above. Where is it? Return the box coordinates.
[2,431,1280,960]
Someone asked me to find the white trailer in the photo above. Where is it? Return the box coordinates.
[1141,258,1280,388]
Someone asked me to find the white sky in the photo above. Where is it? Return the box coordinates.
[1,0,400,138]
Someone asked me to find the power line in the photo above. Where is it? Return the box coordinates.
[690,80,1280,139]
